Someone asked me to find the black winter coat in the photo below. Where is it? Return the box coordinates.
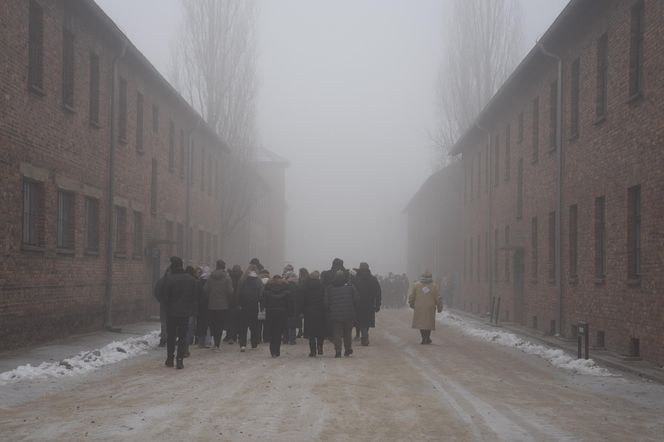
[162,270,196,318]
[238,277,263,314]
[262,279,290,320]
[301,279,327,338]
[353,270,382,328]
[325,283,359,322]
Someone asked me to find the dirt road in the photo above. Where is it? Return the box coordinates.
[1,309,663,441]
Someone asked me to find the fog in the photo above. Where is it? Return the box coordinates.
[96,0,568,275]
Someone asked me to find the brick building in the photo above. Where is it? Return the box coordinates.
[0,0,284,348]
[407,0,663,366]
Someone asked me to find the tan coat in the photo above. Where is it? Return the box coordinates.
[408,281,442,330]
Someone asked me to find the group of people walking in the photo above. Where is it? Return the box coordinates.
[154,256,385,369]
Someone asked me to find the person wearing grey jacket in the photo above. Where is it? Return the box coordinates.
[324,270,360,358]
[204,259,235,350]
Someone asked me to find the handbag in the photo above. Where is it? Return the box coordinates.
[257,310,266,321]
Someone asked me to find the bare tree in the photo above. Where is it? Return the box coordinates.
[433,0,524,166]
[171,0,261,244]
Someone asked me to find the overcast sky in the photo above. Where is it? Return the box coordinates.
[96,0,568,275]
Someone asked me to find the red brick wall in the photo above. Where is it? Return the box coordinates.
[0,0,226,349]
[453,0,664,366]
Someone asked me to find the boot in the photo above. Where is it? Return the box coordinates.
[176,359,184,369]
[344,348,353,357]
[317,343,324,355]
[165,357,174,367]
[309,341,317,357]
[335,352,342,358]
[361,337,369,347]
[158,340,166,348]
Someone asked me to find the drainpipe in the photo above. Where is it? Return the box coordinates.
[185,120,202,264]
[474,122,492,316]
[104,40,128,331]
[539,42,563,336]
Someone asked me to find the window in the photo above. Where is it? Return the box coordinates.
[548,211,556,282]
[169,121,175,172]
[505,124,511,181]
[57,191,75,250]
[133,211,143,258]
[136,92,144,152]
[22,178,44,246]
[493,135,499,188]
[118,77,127,143]
[532,97,539,163]
[84,197,99,253]
[494,229,499,282]
[165,220,174,258]
[152,104,159,133]
[570,58,580,138]
[114,206,127,256]
[198,230,204,263]
[179,129,185,178]
[468,238,473,280]
[596,33,608,118]
[549,80,558,150]
[627,186,641,279]
[505,225,510,282]
[464,239,467,280]
[531,217,538,281]
[28,0,44,92]
[150,159,158,214]
[569,204,578,279]
[176,223,184,257]
[518,112,524,143]
[516,159,523,220]
[89,52,100,125]
[476,234,480,282]
[62,28,75,109]
[594,196,606,279]
[629,1,645,98]
[484,232,489,282]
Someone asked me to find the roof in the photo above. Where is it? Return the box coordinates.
[86,0,230,153]
[450,0,589,155]
[254,147,290,167]
[403,161,460,213]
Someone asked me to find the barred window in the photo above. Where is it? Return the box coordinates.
[596,33,608,118]
[516,159,523,220]
[548,211,556,281]
[22,178,44,246]
[569,205,578,279]
[62,29,75,109]
[28,0,44,92]
[629,1,645,98]
[531,217,538,281]
[570,58,580,138]
[114,206,127,256]
[594,196,606,278]
[84,197,100,253]
[532,97,539,163]
[57,191,75,250]
[549,80,558,150]
[151,159,158,214]
[627,186,641,279]
[494,228,499,282]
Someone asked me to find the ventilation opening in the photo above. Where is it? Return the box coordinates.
[596,330,605,348]
[532,315,538,330]
[571,325,578,339]
[629,337,640,357]
[549,320,556,335]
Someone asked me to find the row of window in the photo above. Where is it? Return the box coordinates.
[463,185,642,285]
[163,220,219,265]
[26,0,221,199]
[463,1,646,205]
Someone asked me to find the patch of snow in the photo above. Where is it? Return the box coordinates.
[0,331,160,386]
[438,312,613,377]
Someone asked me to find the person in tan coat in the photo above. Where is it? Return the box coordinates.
[408,270,442,344]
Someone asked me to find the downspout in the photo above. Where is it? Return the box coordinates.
[104,40,128,331]
[475,122,492,316]
[185,120,202,264]
[539,42,563,336]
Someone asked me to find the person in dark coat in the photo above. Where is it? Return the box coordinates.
[353,262,382,346]
[250,257,264,272]
[302,271,327,357]
[262,275,290,357]
[195,266,210,348]
[325,270,359,358]
[321,258,346,288]
[204,260,235,350]
[162,256,196,369]
[153,267,170,347]
[224,264,243,344]
[237,265,264,351]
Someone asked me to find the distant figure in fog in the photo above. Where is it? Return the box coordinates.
[263,275,290,357]
[162,256,196,369]
[195,266,211,348]
[237,264,264,352]
[408,270,442,345]
[153,267,170,347]
[204,260,234,351]
[325,270,359,358]
[301,270,326,357]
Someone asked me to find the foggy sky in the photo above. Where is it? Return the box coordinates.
[95,0,568,275]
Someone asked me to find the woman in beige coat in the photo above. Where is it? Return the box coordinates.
[408,271,442,344]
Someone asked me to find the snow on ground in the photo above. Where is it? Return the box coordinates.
[439,311,613,377]
[0,331,160,386]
